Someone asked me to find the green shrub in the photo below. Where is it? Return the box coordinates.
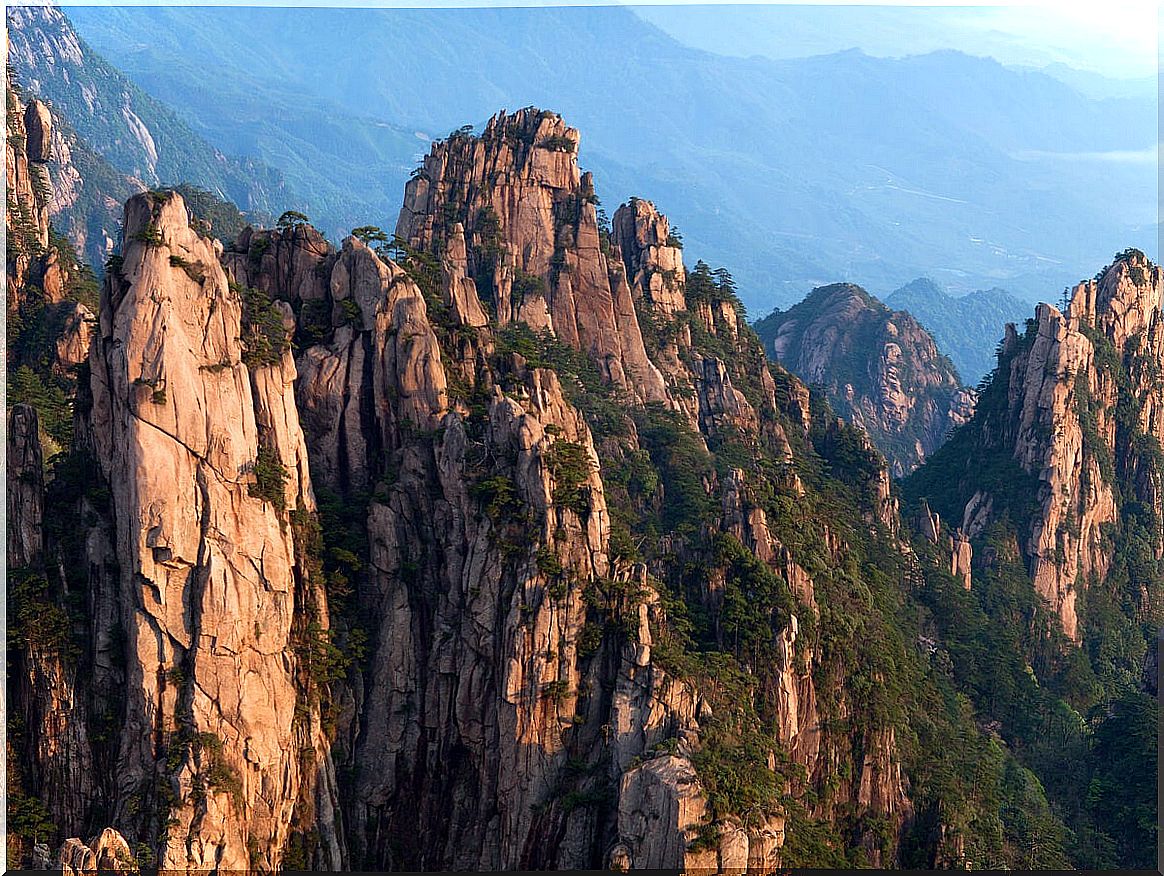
[236,282,288,368]
[248,446,288,512]
[276,210,310,230]
[131,222,165,247]
[546,440,593,515]
[471,475,524,522]
[296,299,332,346]
[511,268,545,305]
[539,135,576,153]
[169,254,205,283]
[9,571,78,661]
[339,298,362,326]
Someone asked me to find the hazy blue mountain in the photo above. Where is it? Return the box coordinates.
[633,5,1157,81]
[885,278,1030,383]
[1011,63,1157,101]
[59,4,1157,312]
[7,6,287,224]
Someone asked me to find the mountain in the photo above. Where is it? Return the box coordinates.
[5,68,101,458]
[754,284,975,475]
[6,60,142,273]
[633,5,1158,84]
[903,248,1162,866]
[6,5,285,259]
[886,278,1030,383]
[6,101,1155,871]
[56,4,1157,311]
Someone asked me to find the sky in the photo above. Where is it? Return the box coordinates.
[32,0,1160,80]
[632,3,1160,80]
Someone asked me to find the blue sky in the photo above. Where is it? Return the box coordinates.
[633,3,1159,80]
[39,0,1160,79]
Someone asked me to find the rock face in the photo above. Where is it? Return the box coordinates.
[755,283,975,476]
[8,405,45,568]
[397,108,669,405]
[13,111,1023,872]
[907,249,1163,642]
[612,197,688,316]
[6,72,53,297]
[14,192,340,870]
[25,99,53,163]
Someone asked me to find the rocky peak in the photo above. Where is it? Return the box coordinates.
[612,197,687,315]
[6,72,53,289]
[396,107,669,404]
[1067,249,1163,359]
[85,190,341,870]
[9,107,1028,873]
[755,282,974,475]
[907,249,1164,643]
[225,220,333,305]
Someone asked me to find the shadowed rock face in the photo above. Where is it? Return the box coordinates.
[755,282,975,476]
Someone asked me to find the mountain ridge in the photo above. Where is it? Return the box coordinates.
[755,282,974,475]
[885,278,1030,383]
[54,3,1158,310]
[6,82,1158,874]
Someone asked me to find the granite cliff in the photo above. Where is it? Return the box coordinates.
[7,104,1158,871]
[907,249,1164,644]
[755,283,974,476]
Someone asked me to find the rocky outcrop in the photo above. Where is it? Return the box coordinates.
[25,99,53,163]
[225,221,333,305]
[950,532,973,590]
[612,198,687,316]
[57,828,136,875]
[907,249,1163,642]
[755,283,975,476]
[80,191,341,869]
[397,108,669,405]
[6,73,53,297]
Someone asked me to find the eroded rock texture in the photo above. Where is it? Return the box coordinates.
[10,109,1039,873]
[756,282,975,475]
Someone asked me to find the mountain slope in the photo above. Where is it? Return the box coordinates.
[902,248,1162,867]
[886,278,1030,383]
[10,105,1128,872]
[59,3,1157,309]
[7,6,286,225]
[755,284,974,474]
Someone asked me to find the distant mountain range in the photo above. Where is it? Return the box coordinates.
[6,5,283,268]
[47,3,1157,313]
[885,278,1030,383]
